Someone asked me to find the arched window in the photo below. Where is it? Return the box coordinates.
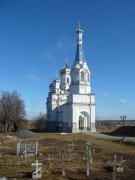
[67,77,69,84]
[81,72,85,81]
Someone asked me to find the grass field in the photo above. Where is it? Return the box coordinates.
[0,132,135,179]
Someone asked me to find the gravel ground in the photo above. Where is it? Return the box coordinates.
[14,129,135,141]
[14,130,38,139]
[84,132,135,141]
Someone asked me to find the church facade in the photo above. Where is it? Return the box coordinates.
[46,25,96,133]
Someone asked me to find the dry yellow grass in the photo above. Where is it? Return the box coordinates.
[0,132,135,179]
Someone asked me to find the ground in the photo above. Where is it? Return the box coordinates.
[0,132,135,179]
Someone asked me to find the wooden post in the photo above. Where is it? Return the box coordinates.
[86,142,90,176]
[86,150,90,176]
[24,141,26,155]
[36,141,38,156]
[112,155,117,180]
[17,141,20,156]
[61,151,65,176]
[85,141,94,176]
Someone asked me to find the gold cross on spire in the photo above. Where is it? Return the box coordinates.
[66,57,68,68]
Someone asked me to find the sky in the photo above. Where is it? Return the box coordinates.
[0,0,135,120]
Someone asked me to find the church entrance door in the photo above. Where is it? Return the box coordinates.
[79,115,84,132]
[79,111,90,131]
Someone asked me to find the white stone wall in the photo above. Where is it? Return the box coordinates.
[57,103,72,132]
[46,26,96,133]
[72,103,91,132]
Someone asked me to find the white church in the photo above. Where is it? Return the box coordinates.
[46,25,96,133]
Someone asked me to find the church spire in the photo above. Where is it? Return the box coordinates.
[55,71,58,80]
[75,23,85,62]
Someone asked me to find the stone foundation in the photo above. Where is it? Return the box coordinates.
[46,121,96,133]
[90,122,96,132]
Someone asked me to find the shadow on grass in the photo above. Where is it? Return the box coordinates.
[111,139,135,146]
[104,165,113,172]
[6,172,32,179]
[29,129,46,133]
[52,168,95,180]
[18,172,32,178]
[103,126,135,137]
[29,129,59,133]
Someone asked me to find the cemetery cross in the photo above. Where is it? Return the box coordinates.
[31,160,43,176]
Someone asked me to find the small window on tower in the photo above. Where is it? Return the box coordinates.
[87,74,89,82]
[67,77,69,84]
[81,72,85,81]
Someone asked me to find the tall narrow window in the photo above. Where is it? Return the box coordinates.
[67,77,69,84]
[87,74,89,82]
[81,72,85,81]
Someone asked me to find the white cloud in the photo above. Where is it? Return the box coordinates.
[39,52,55,62]
[55,40,65,49]
[39,35,72,62]
[27,74,41,81]
[55,36,70,50]
[29,67,38,73]
[117,99,127,104]
[98,93,107,97]
[101,93,107,97]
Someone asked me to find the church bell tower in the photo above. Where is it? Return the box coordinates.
[59,59,71,94]
[70,23,91,94]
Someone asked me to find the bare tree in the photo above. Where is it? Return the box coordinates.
[0,90,26,133]
[33,112,46,130]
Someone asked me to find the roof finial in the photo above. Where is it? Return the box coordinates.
[66,57,69,68]
[66,57,68,65]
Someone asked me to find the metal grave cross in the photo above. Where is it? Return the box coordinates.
[46,154,53,163]
[31,160,42,176]
[68,141,76,155]
[84,141,94,176]
[107,154,126,180]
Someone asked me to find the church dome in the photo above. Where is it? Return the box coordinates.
[49,83,53,87]
[60,61,70,75]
